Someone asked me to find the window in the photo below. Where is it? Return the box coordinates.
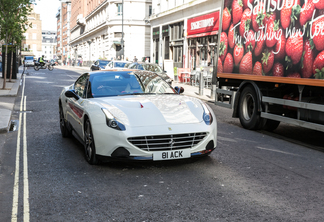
[149,5,152,16]
[32,33,37,39]
[117,3,122,16]
[32,24,37,29]
[24,33,28,39]
[74,74,88,98]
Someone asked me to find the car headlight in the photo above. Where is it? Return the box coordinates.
[101,108,126,131]
[201,103,213,125]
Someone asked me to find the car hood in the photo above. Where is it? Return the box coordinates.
[92,95,204,127]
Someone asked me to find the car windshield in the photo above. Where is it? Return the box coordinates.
[114,62,128,68]
[99,60,109,66]
[90,71,176,98]
[25,56,34,60]
[143,64,163,72]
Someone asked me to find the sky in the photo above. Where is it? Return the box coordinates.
[33,0,61,31]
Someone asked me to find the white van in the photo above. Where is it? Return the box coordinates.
[24,56,34,67]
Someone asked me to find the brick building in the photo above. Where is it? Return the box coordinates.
[22,5,43,59]
[56,1,71,64]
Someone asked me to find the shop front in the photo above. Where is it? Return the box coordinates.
[187,11,219,71]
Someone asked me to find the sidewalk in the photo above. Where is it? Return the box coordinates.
[0,65,215,133]
[0,67,23,133]
[57,65,215,102]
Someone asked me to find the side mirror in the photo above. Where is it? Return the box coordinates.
[174,86,184,94]
[65,90,80,100]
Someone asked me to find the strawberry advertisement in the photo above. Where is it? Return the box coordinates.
[219,0,324,79]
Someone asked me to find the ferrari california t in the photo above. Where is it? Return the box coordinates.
[59,70,217,164]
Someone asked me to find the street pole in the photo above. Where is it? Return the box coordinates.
[121,0,124,59]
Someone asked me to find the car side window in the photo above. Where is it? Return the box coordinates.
[95,61,99,65]
[74,74,88,98]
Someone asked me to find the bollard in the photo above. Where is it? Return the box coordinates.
[199,71,204,96]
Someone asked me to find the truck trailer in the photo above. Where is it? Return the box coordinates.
[215,0,324,132]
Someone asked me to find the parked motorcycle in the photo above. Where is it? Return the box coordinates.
[34,62,54,71]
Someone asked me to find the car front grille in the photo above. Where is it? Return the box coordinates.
[128,132,207,151]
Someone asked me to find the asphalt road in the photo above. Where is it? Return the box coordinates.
[0,66,324,221]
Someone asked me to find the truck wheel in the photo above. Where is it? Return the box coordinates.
[239,85,261,130]
[264,119,280,131]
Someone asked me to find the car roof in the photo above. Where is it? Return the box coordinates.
[88,70,158,77]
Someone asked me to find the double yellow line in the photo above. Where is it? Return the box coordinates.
[11,75,30,222]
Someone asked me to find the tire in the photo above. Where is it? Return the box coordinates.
[48,65,54,71]
[59,105,72,138]
[264,119,280,131]
[238,85,261,130]
[34,66,39,71]
[84,119,98,165]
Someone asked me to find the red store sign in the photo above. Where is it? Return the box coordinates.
[187,11,220,38]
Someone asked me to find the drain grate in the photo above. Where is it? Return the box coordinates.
[9,120,19,132]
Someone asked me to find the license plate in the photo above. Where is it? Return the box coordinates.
[153,149,191,161]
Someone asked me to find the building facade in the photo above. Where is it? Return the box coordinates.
[22,5,43,59]
[41,30,57,61]
[149,0,220,73]
[70,0,152,65]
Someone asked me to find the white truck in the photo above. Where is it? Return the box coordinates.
[215,0,324,132]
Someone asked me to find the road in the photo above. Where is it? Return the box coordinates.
[0,66,324,221]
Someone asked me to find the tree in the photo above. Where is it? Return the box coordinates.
[0,0,32,89]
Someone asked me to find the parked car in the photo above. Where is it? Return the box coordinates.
[128,62,172,84]
[59,70,217,164]
[24,56,35,67]
[90,59,110,71]
[104,60,131,69]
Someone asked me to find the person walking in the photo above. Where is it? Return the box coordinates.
[133,56,138,62]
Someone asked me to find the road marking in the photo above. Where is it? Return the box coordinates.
[256,146,301,157]
[11,76,30,222]
[23,96,30,221]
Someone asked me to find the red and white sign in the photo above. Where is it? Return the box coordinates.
[187,11,220,37]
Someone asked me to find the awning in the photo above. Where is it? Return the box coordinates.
[113,41,121,45]
[187,31,217,39]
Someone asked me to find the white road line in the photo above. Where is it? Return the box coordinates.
[23,96,30,222]
[11,76,25,222]
[256,146,302,157]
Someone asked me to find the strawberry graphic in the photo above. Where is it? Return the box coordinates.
[252,1,266,32]
[281,0,301,29]
[245,29,255,52]
[262,49,274,74]
[272,62,285,77]
[234,44,244,65]
[232,0,243,25]
[239,51,253,74]
[253,61,263,75]
[266,19,280,48]
[219,32,228,62]
[313,50,324,79]
[228,23,235,49]
[301,40,315,78]
[239,8,252,37]
[264,12,276,27]
[254,30,265,57]
[300,0,315,26]
[242,0,250,10]
[274,32,286,60]
[223,8,232,31]
[315,0,324,10]
[311,16,324,51]
[287,73,301,78]
[285,31,303,65]
[217,57,223,73]
[224,53,234,73]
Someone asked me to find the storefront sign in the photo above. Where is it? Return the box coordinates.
[187,11,219,36]
[162,25,169,37]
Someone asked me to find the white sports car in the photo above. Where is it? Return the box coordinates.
[59,70,217,164]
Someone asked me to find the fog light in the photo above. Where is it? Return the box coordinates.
[111,147,130,158]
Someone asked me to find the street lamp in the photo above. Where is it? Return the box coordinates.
[121,0,124,58]
[87,40,92,62]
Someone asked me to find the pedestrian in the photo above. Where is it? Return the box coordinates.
[80,58,83,67]
[145,57,149,63]
[133,56,138,62]
[117,56,120,60]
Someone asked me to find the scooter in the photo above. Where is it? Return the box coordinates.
[34,62,54,71]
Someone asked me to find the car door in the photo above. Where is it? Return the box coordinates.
[66,74,89,138]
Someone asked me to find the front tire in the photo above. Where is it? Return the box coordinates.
[264,119,280,131]
[84,119,98,165]
[34,66,39,71]
[239,85,261,130]
[48,65,54,71]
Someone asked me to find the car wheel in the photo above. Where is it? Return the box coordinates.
[239,85,261,130]
[84,119,98,165]
[59,105,72,138]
